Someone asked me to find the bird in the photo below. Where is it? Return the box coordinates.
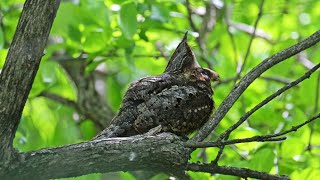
[95,33,219,139]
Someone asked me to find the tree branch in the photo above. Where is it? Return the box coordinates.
[191,30,320,143]
[186,163,289,180]
[220,63,320,140]
[259,114,320,139]
[186,113,320,149]
[0,0,61,162]
[39,91,78,110]
[0,134,189,179]
[184,136,286,148]
[259,75,293,85]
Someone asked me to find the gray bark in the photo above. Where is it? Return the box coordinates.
[1,134,189,179]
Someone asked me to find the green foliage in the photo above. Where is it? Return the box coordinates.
[118,1,138,39]
[0,0,319,179]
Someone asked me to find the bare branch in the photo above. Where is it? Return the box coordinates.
[219,63,320,140]
[197,114,319,152]
[229,21,273,43]
[192,30,320,142]
[0,134,189,179]
[297,52,316,70]
[185,0,214,68]
[39,92,78,110]
[184,136,285,148]
[260,114,319,139]
[186,163,289,180]
[259,75,293,85]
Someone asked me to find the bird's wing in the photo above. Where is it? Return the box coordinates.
[132,81,214,135]
[94,74,213,139]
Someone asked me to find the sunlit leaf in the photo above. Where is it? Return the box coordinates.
[118,1,137,39]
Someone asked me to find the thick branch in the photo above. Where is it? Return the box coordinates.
[0,134,189,179]
[0,0,60,161]
[192,30,320,142]
[186,163,289,180]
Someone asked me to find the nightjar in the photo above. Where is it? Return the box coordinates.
[95,33,219,139]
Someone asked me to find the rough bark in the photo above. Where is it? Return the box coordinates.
[1,134,189,179]
[0,0,61,162]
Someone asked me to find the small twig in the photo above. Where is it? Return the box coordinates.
[196,148,208,163]
[259,75,293,85]
[186,163,289,180]
[212,146,224,164]
[39,92,79,111]
[220,63,320,140]
[53,53,166,62]
[261,114,319,139]
[184,136,285,148]
[214,75,293,88]
[297,52,316,70]
[229,21,273,43]
[196,114,320,151]
[155,41,170,61]
[213,77,237,88]
[185,0,213,69]
[234,0,265,84]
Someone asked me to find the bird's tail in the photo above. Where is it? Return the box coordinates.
[93,124,125,139]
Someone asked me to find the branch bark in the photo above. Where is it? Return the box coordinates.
[0,134,189,179]
[0,0,61,162]
[186,163,289,180]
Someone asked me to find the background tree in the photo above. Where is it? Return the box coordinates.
[0,0,319,179]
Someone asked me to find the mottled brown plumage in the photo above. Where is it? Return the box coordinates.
[95,33,219,139]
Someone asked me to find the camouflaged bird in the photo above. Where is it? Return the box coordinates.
[95,33,219,139]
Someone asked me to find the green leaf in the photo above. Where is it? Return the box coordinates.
[249,147,275,172]
[150,4,170,22]
[82,31,108,53]
[118,1,137,39]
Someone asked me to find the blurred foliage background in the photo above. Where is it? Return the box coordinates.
[0,0,319,179]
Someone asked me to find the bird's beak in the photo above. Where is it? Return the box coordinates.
[203,68,220,82]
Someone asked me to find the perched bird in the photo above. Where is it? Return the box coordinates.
[95,33,219,139]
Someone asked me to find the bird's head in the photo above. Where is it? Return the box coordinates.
[188,67,220,83]
[164,32,219,84]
